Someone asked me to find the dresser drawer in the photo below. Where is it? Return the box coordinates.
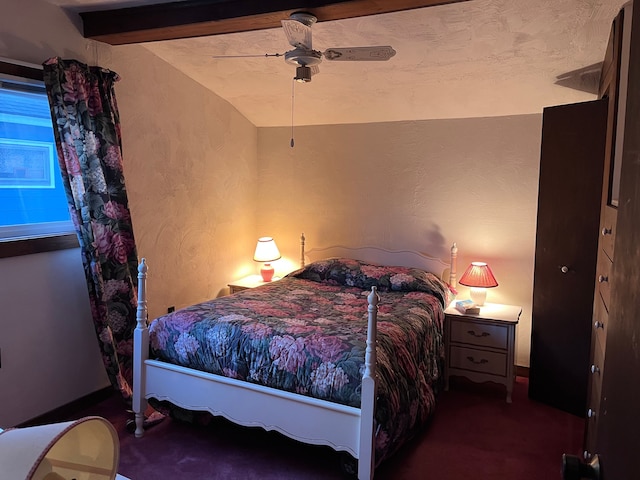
[584,412,598,458]
[588,345,604,407]
[449,318,508,350]
[600,205,617,260]
[449,346,507,376]
[584,366,601,457]
[593,294,608,347]
[596,252,612,309]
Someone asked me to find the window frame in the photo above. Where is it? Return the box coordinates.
[0,59,78,258]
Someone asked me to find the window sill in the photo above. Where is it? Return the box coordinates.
[0,233,79,259]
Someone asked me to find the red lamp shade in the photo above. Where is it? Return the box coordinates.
[459,262,498,288]
[458,262,498,306]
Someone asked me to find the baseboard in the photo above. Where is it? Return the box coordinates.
[17,367,530,427]
[17,386,116,428]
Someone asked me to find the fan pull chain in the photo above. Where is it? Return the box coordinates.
[290,77,295,148]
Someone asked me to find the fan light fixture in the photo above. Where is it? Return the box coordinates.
[295,65,312,83]
[458,262,498,306]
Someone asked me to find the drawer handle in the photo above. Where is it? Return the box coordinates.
[467,330,490,338]
[594,320,605,330]
[587,408,596,419]
[466,356,489,365]
[590,364,600,374]
[598,274,609,283]
[601,226,612,236]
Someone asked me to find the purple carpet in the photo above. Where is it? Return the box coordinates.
[58,376,583,479]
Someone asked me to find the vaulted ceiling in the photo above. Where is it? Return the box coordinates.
[44,0,627,127]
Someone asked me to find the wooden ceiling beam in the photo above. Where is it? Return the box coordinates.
[80,0,469,45]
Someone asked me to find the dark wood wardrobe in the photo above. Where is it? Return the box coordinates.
[561,2,640,477]
[528,6,628,417]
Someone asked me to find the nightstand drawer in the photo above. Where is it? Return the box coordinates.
[229,284,249,294]
[228,275,279,295]
[449,319,508,350]
[449,346,507,376]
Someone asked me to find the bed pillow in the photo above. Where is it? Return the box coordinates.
[289,257,450,306]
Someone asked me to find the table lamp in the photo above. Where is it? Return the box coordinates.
[458,261,498,306]
[253,236,281,282]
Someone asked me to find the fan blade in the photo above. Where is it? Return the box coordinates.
[323,46,396,61]
[281,19,313,49]
[211,53,284,59]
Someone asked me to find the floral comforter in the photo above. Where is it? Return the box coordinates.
[149,258,449,464]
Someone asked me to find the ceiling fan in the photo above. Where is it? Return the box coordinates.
[212,12,397,83]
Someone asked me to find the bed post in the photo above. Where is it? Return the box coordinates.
[133,258,149,438]
[450,242,458,290]
[358,286,379,480]
[300,232,306,268]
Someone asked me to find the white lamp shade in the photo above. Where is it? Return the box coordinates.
[253,237,281,263]
[0,416,119,480]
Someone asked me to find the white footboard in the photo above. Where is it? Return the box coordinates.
[133,259,379,480]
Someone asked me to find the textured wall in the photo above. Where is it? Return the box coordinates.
[0,0,90,65]
[257,115,542,367]
[106,45,259,320]
[0,251,109,426]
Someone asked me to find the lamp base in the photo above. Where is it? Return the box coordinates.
[469,287,487,306]
[260,263,275,282]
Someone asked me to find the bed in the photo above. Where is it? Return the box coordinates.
[132,236,458,479]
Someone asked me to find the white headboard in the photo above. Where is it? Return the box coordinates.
[299,233,458,288]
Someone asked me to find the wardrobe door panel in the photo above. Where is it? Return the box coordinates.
[528,99,608,417]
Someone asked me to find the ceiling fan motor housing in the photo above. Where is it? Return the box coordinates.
[295,65,312,82]
[285,48,322,66]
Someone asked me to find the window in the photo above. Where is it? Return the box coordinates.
[0,59,77,257]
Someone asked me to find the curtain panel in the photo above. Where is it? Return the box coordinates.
[43,57,138,399]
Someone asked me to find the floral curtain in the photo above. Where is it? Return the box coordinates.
[43,57,138,399]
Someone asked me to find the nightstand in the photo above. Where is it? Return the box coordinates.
[228,275,280,294]
[444,302,522,403]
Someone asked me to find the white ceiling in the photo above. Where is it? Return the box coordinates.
[46,0,627,127]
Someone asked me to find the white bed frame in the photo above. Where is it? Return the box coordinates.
[133,235,457,480]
